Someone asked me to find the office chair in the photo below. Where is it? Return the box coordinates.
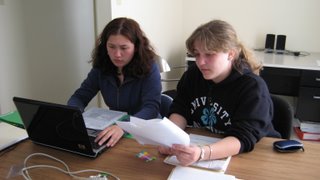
[160,94,173,118]
[162,89,177,99]
[270,94,293,139]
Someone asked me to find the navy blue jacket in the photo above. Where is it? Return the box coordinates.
[170,64,280,153]
[68,63,162,119]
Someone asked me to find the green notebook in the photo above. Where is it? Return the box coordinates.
[0,111,24,129]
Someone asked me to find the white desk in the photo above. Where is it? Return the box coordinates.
[255,51,320,71]
[186,51,320,71]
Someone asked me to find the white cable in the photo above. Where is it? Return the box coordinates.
[23,153,71,179]
[22,153,120,180]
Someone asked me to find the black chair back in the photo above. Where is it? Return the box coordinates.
[271,94,293,139]
[160,94,173,118]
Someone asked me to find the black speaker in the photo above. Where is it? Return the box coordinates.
[276,35,286,53]
[265,34,275,53]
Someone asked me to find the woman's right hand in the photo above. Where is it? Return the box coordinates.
[95,125,124,147]
[157,146,174,155]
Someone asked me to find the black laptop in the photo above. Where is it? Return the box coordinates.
[13,96,108,158]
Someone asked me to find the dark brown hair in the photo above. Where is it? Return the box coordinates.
[91,17,156,77]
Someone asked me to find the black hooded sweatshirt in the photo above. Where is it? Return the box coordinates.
[169,64,281,153]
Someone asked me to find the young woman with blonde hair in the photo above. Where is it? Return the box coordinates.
[158,20,280,166]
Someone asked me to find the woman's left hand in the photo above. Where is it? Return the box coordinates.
[171,144,201,166]
[95,125,124,147]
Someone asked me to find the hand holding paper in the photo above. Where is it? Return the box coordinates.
[116,117,190,147]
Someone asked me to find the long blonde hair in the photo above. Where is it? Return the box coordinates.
[186,20,262,75]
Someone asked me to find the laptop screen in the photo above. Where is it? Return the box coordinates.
[13,97,96,157]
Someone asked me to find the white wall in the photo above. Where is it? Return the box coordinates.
[182,0,320,52]
[0,0,28,114]
[110,0,320,61]
[110,0,184,90]
[0,0,96,113]
[1,0,319,113]
[111,0,185,64]
[95,0,112,35]
[110,0,320,92]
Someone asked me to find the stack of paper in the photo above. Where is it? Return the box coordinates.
[83,107,128,130]
[167,166,236,180]
[299,121,320,133]
[0,122,28,151]
[295,120,320,141]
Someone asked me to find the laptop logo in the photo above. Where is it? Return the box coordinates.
[78,144,87,150]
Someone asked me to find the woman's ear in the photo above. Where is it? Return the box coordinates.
[227,49,236,61]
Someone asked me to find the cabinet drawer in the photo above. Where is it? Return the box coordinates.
[260,67,300,96]
[300,70,320,87]
[296,87,320,122]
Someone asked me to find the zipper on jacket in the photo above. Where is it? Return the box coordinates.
[116,86,120,109]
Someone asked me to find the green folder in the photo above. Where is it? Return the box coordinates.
[0,111,24,129]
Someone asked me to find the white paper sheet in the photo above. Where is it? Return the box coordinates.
[167,166,236,180]
[83,107,127,130]
[0,122,28,151]
[164,134,232,172]
[116,117,190,146]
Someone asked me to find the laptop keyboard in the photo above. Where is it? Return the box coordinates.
[87,129,100,137]
[87,129,103,150]
[88,136,104,150]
